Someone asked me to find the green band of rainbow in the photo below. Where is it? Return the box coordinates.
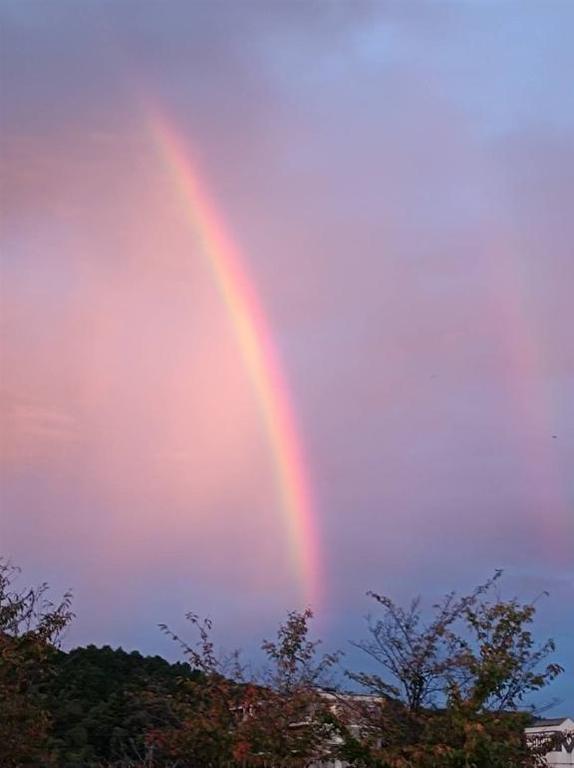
[148,111,321,608]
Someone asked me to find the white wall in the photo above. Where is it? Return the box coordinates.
[525,719,574,767]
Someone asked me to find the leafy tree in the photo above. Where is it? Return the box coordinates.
[348,573,504,713]
[0,559,73,768]
[149,609,341,768]
[335,572,562,768]
[235,608,341,767]
[451,591,563,712]
[147,613,247,767]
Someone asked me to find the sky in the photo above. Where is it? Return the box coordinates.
[1,0,573,711]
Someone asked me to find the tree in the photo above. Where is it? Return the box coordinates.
[335,572,562,768]
[235,608,341,767]
[47,644,195,767]
[147,613,247,767]
[148,609,341,768]
[0,559,74,768]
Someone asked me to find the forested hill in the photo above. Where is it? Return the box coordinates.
[47,645,198,767]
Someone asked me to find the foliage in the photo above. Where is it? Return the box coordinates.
[47,644,197,767]
[336,572,563,767]
[0,559,73,768]
[0,559,564,768]
[451,593,563,712]
[149,609,341,767]
[348,572,504,712]
[147,613,247,767]
[235,608,341,767]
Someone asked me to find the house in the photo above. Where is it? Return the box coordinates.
[315,694,574,768]
[524,718,574,767]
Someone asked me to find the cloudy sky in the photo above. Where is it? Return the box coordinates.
[1,1,573,710]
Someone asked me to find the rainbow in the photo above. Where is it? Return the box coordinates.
[485,232,570,556]
[147,111,321,608]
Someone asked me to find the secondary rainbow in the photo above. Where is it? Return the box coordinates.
[147,110,321,608]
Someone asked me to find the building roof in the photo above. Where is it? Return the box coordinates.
[526,717,574,731]
[533,718,569,727]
